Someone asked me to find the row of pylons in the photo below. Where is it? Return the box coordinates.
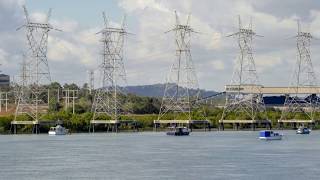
[220,16,318,129]
[11,5,319,133]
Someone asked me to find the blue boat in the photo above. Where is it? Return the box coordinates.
[259,130,282,140]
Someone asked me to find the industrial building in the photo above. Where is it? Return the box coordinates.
[0,74,10,87]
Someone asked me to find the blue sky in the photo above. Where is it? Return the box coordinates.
[27,0,124,27]
[1,0,320,91]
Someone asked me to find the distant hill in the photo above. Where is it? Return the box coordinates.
[125,83,218,98]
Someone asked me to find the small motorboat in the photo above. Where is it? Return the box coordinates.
[259,130,282,140]
[48,125,69,135]
[296,126,311,134]
[166,127,190,136]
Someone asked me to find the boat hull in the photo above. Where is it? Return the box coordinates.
[166,131,190,136]
[296,129,311,134]
[259,136,282,140]
[48,125,68,135]
[48,131,67,135]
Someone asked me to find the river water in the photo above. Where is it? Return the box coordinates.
[0,131,320,180]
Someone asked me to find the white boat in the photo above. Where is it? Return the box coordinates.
[48,125,68,135]
[166,127,190,136]
[296,126,311,134]
[259,130,282,140]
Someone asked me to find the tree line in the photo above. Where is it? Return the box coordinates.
[0,82,319,133]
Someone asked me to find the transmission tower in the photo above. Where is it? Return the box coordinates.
[280,22,318,122]
[14,6,58,122]
[157,11,200,121]
[221,16,267,122]
[91,12,128,121]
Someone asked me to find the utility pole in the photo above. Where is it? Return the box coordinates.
[157,11,200,121]
[88,69,95,94]
[63,89,78,114]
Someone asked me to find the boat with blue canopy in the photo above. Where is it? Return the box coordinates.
[259,130,282,140]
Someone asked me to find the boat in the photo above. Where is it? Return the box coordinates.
[166,127,190,136]
[48,125,69,135]
[259,130,282,140]
[296,126,311,134]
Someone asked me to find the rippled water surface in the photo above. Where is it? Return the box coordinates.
[1,131,320,180]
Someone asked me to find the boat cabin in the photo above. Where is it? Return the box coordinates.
[259,130,282,140]
[260,130,274,137]
[167,126,190,136]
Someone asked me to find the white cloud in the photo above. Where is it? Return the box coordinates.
[1,0,320,90]
[48,36,72,61]
[48,32,98,67]
[255,54,282,72]
[51,19,79,32]
[29,12,47,22]
[118,0,170,13]
[0,48,9,66]
[116,0,319,89]
[211,60,225,70]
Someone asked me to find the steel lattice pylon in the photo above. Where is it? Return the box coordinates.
[158,11,200,121]
[221,16,267,121]
[91,12,128,121]
[14,6,57,121]
[280,22,318,121]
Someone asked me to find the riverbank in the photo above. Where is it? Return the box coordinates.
[2,125,316,134]
[1,108,320,134]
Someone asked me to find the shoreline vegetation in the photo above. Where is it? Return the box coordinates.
[1,82,318,134]
[1,108,319,134]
